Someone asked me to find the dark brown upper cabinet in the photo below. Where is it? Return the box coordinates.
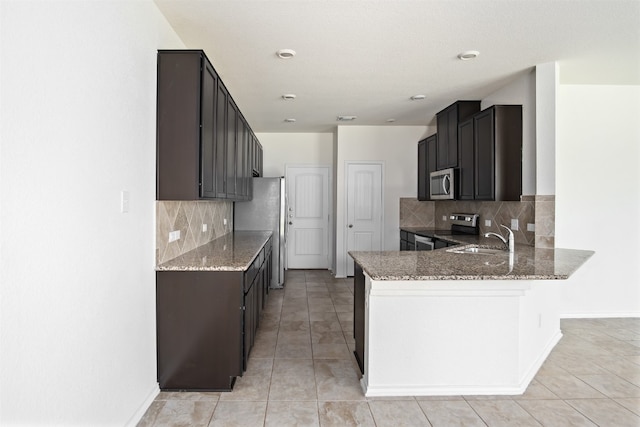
[457,117,475,200]
[436,101,481,170]
[474,105,522,201]
[417,134,437,201]
[457,105,522,201]
[156,50,262,201]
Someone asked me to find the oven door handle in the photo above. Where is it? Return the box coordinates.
[414,235,434,251]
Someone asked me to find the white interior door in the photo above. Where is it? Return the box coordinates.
[286,166,330,269]
[346,163,383,276]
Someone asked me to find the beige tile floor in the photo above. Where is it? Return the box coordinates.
[139,270,640,426]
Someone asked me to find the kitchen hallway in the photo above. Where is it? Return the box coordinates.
[138,270,640,426]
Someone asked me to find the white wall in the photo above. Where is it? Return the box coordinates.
[256,132,334,176]
[556,85,640,317]
[334,126,430,277]
[0,1,183,425]
[536,62,558,196]
[482,69,537,196]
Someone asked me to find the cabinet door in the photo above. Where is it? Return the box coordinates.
[156,271,243,390]
[446,106,458,167]
[214,82,228,198]
[200,59,217,198]
[436,110,450,169]
[474,109,495,200]
[226,100,238,199]
[156,52,201,200]
[417,134,437,201]
[243,122,251,199]
[417,139,428,201]
[353,263,365,375]
[458,118,474,200]
[235,117,246,200]
[243,282,255,371]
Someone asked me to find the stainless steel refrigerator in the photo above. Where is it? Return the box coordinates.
[234,177,286,288]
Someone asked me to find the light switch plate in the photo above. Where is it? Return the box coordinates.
[202,224,208,232]
[442,215,447,221]
[511,219,519,230]
[485,219,491,227]
[527,223,535,232]
[120,190,130,213]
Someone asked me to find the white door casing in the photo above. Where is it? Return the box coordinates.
[286,166,330,269]
[346,162,383,276]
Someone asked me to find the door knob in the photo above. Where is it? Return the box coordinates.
[289,222,293,225]
[348,224,353,228]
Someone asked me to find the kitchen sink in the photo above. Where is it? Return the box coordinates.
[446,245,506,255]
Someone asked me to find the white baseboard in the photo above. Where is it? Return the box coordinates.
[125,383,160,427]
[560,312,640,319]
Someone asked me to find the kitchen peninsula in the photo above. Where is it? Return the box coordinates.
[349,239,593,397]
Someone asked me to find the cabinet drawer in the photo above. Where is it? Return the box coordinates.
[406,232,415,244]
[244,258,259,292]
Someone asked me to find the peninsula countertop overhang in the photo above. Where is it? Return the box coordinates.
[349,241,594,281]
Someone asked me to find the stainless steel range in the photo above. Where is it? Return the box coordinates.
[411,213,479,251]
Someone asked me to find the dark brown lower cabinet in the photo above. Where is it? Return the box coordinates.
[156,271,243,390]
[353,263,365,375]
[156,240,270,391]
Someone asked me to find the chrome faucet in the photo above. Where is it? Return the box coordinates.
[484,224,515,253]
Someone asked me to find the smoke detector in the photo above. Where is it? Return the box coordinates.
[276,49,296,59]
[337,115,357,122]
[458,50,480,60]
[284,118,296,123]
[282,94,297,100]
[410,94,426,101]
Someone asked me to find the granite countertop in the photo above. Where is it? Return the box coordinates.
[350,232,594,280]
[156,231,272,272]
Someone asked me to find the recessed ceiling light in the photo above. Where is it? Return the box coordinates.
[410,94,426,101]
[276,49,296,59]
[284,118,296,123]
[458,50,480,60]
[337,115,357,122]
[282,94,297,100]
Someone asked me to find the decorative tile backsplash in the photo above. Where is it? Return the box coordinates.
[156,200,233,264]
[399,196,555,247]
[534,195,555,248]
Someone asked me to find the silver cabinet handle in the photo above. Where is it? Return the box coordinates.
[289,222,293,225]
[348,224,353,228]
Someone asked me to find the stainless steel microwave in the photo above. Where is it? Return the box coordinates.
[429,168,456,200]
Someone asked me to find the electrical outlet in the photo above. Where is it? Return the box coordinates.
[202,223,208,232]
[527,223,535,232]
[223,218,227,226]
[485,219,491,227]
[169,230,180,242]
[511,219,519,230]
[442,216,447,221]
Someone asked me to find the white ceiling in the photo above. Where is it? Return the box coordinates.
[154,0,640,132]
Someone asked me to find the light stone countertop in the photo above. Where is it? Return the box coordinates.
[156,231,272,272]
[350,229,594,280]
